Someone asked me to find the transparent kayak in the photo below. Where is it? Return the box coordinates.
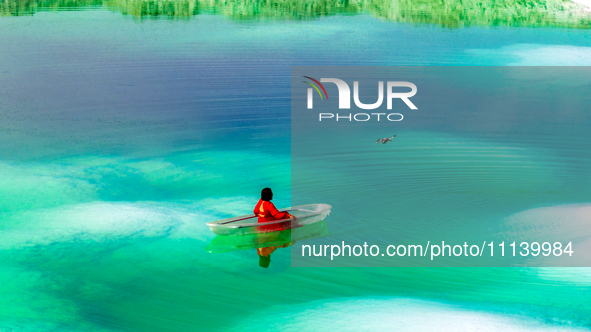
[206,220,330,253]
[206,203,331,236]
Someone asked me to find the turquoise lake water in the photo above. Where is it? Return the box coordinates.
[1,5,591,331]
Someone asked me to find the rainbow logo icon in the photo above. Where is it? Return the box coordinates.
[303,76,328,100]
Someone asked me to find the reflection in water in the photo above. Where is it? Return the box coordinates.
[257,243,289,268]
[206,220,330,268]
[104,0,199,18]
[1,0,589,28]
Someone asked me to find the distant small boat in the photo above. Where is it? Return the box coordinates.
[206,204,331,236]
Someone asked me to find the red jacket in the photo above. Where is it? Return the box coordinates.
[254,199,290,223]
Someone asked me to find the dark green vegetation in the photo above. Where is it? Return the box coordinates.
[1,0,590,28]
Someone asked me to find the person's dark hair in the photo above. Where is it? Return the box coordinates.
[261,188,273,201]
[259,255,271,268]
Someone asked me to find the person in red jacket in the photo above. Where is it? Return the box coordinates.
[253,188,295,268]
[253,188,293,222]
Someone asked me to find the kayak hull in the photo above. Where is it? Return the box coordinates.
[206,203,331,236]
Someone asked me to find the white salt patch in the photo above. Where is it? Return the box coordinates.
[571,0,591,9]
[467,44,591,66]
[226,298,587,332]
[0,197,256,249]
[501,204,591,266]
